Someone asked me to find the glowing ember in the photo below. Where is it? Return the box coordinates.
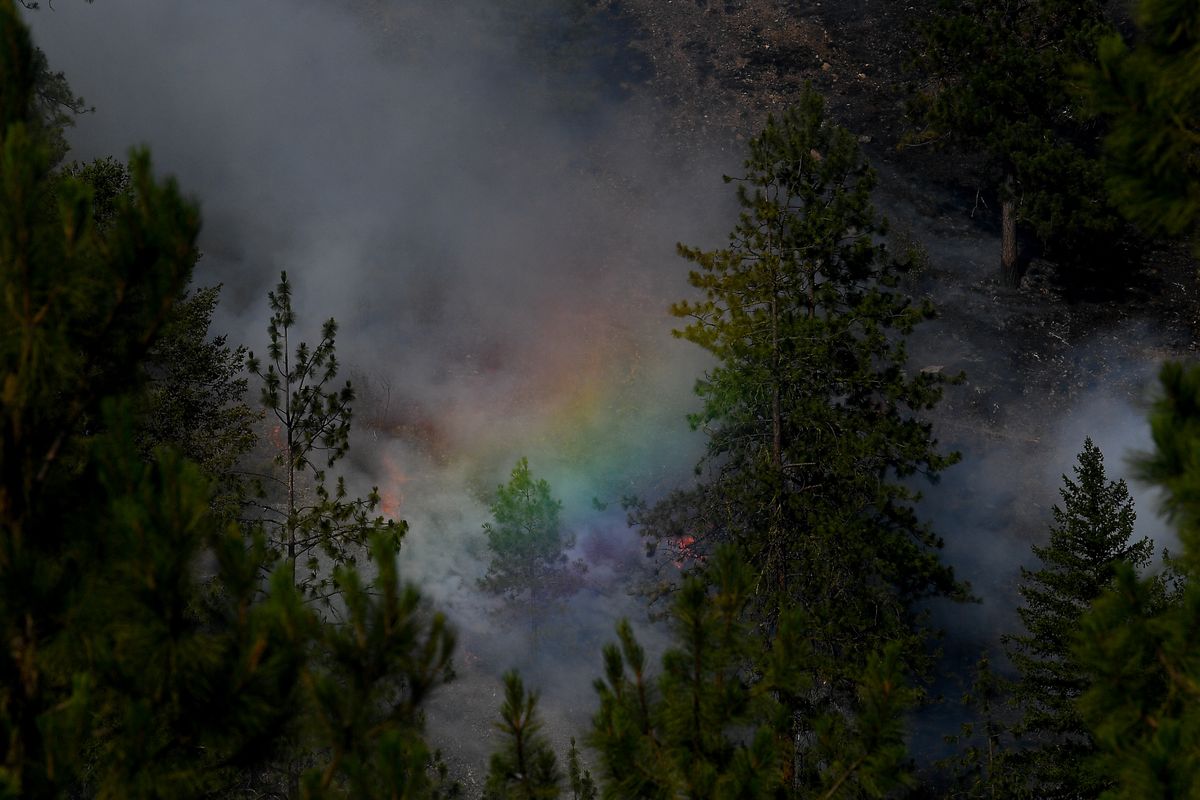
[379,453,411,519]
[673,534,701,569]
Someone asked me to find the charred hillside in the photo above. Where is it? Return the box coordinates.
[604,0,1199,684]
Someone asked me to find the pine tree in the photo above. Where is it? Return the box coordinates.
[1069,15,1200,790]
[139,283,257,524]
[0,3,303,792]
[1029,11,1200,793]
[566,738,597,800]
[247,271,401,606]
[479,458,586,637]
[483,672,564,800]
[911,0,1123,285]
[301,534,456,800]
[1005,438,1151,798]
[0,7,455,795]
[589,548,917,800]
[1083,0,1200,247]
[58,156,257,521]
[940,655,1026,800]
[1073,364,1200,799]
[634,86,964,696]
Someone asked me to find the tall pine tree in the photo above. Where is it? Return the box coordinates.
[0,7,456,796]
[0,4,303,792]
[1005,438,1151,798]
[1074,364,1200,799]
[247,271,400,606]
[633,86,965,698]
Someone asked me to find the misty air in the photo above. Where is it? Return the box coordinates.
[2,0,1198,797]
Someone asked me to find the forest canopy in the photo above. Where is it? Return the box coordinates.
[3,0,1200,798]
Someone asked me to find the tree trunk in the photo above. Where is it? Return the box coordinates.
[771,297,782,473]
[284,322,297,589]
[1001,174,1019,288]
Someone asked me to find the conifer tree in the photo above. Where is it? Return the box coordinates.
[940,655,1026,800]
[139,283,257,524]
[0,3,303,792]
[589,548,916,799]
[1073,364,1200,799]
[1069,20,1200,791]
[301,534,456,800]
[1005,438,1150,798]
[912,0,1122,285]
[483,672,564,800]
[58,157,257,523]
[480,458,586,636]
[634,86,964,698]
[1083,0,1200,247]
[566,738,597,800]
[0,7,455,796]
[247,271,400,605]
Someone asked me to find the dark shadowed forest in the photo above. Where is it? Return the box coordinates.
[3,0,1200,797]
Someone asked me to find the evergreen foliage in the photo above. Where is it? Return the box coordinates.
[139,284,257,524]
[912,0,1123,284]
[0,3,294,792]
[15,1,95,165]
[634,86,964,695]
[247,271,401,605]
[300,534,456,800]
[939,655,1025,800]
[480,458,586,634]
[484,672,564,800]
[1083,0,1200,246]
[1073,363,1200,799]
[1005,439,1150,798]
[589,548,916,799]
[0,7,454,796]
[57,156,255,518]
[59,156,131,231]
[28,45,89,167]
[566,738,597,800]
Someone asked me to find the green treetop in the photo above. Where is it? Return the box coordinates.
[138,282,257,524]
[1005,438,1152,798]
[634,86,964,696]
[1068,15,1200,792]
[589,548,917,799]
[0,2,292,792]
[484,672,564,800]
[58,157,257,519]
[247,271,400,606]
[480,458,586,637]
[1083,0,1200,247]
[0,6,455,796]
[1073,364,1200,798]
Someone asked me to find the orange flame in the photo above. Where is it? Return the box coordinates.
[673,535,700,569]
[379,453,410,519]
